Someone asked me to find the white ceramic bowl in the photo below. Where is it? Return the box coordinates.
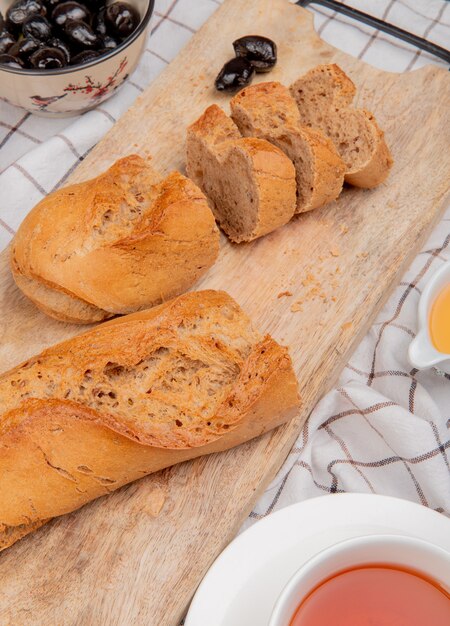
[269,534,450,626]
[0,0,154,116]
[408,260,450,374]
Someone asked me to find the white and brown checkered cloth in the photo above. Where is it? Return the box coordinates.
[1,0,449,525]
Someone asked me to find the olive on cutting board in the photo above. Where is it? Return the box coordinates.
[215,56,255,92]
[233,35,277,72]
[0,0,142,69]
[215,34,278,93]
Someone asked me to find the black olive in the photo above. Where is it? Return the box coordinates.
[0,52,24,67]
[6,0,46,33]
[70,47,98,64]
[52,1,91,28]
[8,36,40,60]
[29,44,66,67]
[98,33,117,50]
[0,30,15,54]
[93,5,106,34]
[105,2,139,37]
[64,19,98,48]
[215,57,255,92]
[3,38,19,56]
[44,0,64,8]
[233,35,277,73]
[22,14,52,40]
[47,36,70,61]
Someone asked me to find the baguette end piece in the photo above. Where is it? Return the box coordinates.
[0,290,299,549]
[11,155,220,323]
[290,64,393,189]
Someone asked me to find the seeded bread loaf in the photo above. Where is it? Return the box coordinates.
[0,290,300,551]
[10,155,220,324]
[290,64,393,188]
[230,81,346,213]
[186,104,297,242]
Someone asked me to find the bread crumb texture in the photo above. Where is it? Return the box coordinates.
[230,81,345,214]
[290,64,393,188]
[10,155,220,322]
[278,291,293,298]
[286,252,342,312]
[186,104,296,242]
[0,291,286,449]
[0,291,299,539]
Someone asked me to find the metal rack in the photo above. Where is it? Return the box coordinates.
[297,0,450,65]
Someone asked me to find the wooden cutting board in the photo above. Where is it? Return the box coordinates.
[0,0,449,624]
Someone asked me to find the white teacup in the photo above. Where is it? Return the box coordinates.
[269,534,450,626]
[409,259,450,374]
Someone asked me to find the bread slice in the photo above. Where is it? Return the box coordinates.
[186,104,297,242]
[290,64,393,188]
[10,155,220,324]
[0,289,300,550]
[230,81,346,213]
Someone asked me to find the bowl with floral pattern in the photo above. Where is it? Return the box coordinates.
[0,0,154,117]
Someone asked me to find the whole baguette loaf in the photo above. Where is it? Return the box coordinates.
[230,81,346,213]
[290,64,393,188]
[186,104,297,242]
[0,290,300,551]
[10,155,220,324]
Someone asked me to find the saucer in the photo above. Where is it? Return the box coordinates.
[185,493,450,626]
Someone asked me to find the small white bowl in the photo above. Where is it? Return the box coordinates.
[408,260,450,374]
[0,0,154,117]
[269,534,450,626]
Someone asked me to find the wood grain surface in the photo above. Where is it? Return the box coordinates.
[0,0,449,624]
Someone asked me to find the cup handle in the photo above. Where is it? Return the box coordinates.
[408,330,444,369]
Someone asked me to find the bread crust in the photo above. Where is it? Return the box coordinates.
[11,155,220,323]
[186,104,296,242]
[0,290,300,550]
[11,270,111,324]
[218,136,298,241]
[230,82,345,213]
[290,64,393,188]
[344,110,394,188]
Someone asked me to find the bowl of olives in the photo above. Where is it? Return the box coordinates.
[0,0,154,116]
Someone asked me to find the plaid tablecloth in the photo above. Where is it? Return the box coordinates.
[1,0,449,525]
